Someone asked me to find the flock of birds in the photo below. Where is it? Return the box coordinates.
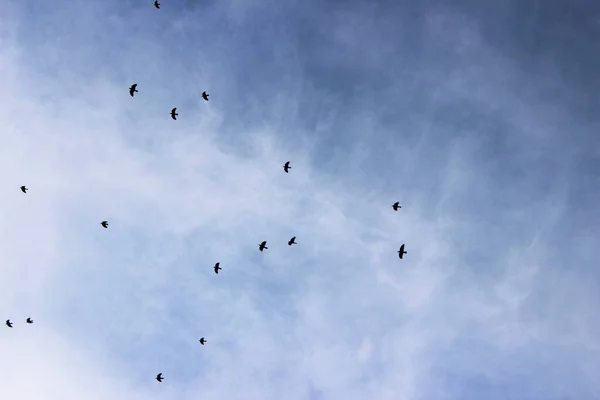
[6,2,408,383]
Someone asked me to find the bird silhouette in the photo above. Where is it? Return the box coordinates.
[398,244,407,259]
[288,236,297,246]
[283,161,291,173]
[156,373,163,382]
[154,0,160,8]
[20,185,27,193]
[201,91,209,101]
[101,221,109,228]
[214,262,221,274]
[170,107,178,120]
[259,241,268,252]
[129,84,138,97]
[26,318,33,324]
[199,337,206,345]
[392,202,401,211]
[6,320,13,328]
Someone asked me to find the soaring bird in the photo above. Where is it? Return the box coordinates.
[129,84,138,97]
[170,108,178,120]
[199,337,206,345]
[101,221,109,228]
[154,0,160,8]
[259,241,268,252]
[288,236,297,246]
[283,161,291,173]
[26,318,33,324]
[214,262,222,274]
[20,185,27,193]
[6,320,13,328]
[156,373,164,382]
[398,244,407,259]
[392,202,401,211]
[201,91,209,101]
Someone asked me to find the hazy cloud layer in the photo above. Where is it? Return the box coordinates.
[1,0,599,399]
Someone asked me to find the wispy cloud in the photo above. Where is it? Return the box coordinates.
[1,0,599,399]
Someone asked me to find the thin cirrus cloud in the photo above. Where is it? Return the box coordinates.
[1,0,599,399]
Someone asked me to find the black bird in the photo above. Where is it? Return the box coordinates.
[398,244,407,259]
[288,236,297,246]
[283,161,291,173]
[214,262,221,274]
[392,202,401,211]
[201,91,209,101]
[20,185,27,193]
[101,221,109,228]
[6,320,13,328]
[170,107,178,120]
[199,337,206,345]
[259,241,268,252]
[26,318,33,324]
[129,84,138,97]
[156,373,163,382]
[154,0,160,8]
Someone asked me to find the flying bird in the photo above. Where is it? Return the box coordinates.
[26,318,33,324]
[170,107,178,120]
[259,241,268,252]
[214,262,221,274]
[288,236,297,246]
[398,244,407,259]
[283,161,291,173]
[154,0,160,8]
[199,337,206,345]
[156,373,163,382]
[129,84,138,97]
[101,221,109,228]
[201,91,209,101]
[20,185,27,193]
[392,202,401,211]
[5,320,13,328]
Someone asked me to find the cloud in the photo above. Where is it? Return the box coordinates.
[1,1,599,399]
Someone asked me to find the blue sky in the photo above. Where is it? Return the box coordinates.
[1,0,599,399]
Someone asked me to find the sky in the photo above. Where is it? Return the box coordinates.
[1,0,599,399]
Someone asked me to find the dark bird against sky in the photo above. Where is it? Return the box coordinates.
[259,241,268,252]
[398,244,407,259]
[129,84,138,97]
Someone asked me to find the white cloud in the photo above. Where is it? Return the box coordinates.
[1,2,599,400]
